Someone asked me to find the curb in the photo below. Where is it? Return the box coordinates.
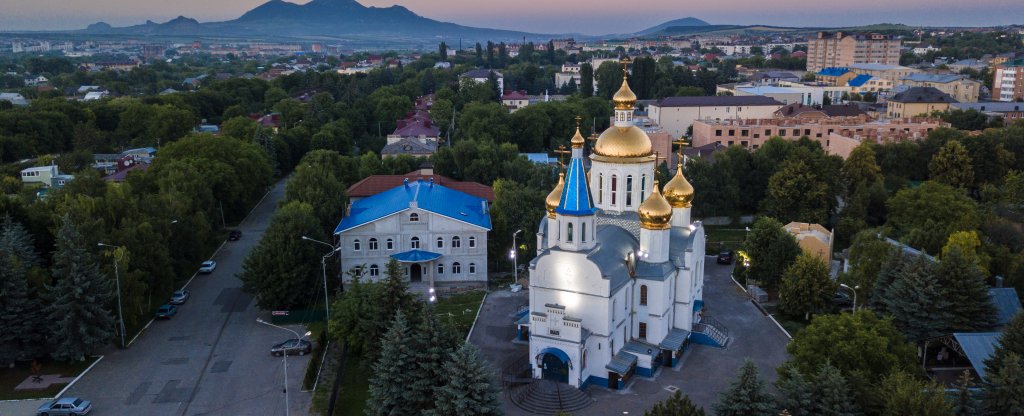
[465,292,489,343]
[54,355,105,399]
[729,274,792,340]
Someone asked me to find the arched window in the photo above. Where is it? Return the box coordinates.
[437,263,445,274]
[641,174,647,198]
[436,237,444,249]
[582,222,587,242]
[626,175,634,206]
[598,174,604,204]
[369,238,378,251]
[468,236,476,248]
[640,285,648,305]
[611,175,618,206]
[452,236,461,248]
[353,239,361,251]
[469,263,477,274]
[567,222,574,243]
[411,237,420,249]
[452,262,461,274]
[409,213,419,222]
[386,238,394,250]
[582,349,587,370]
[369,264,380,277]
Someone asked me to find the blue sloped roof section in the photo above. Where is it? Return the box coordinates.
[335,180,492,234]
[847,74,872,87]
[817,67,850,77]
[605,351,638,375]
[954,332,1001,381]
[556,157,596,216]
[390,249,442,263]
[659,328,690,351]
[989,288,1022,326]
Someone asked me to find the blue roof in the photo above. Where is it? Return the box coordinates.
[622,340,660,358]
[659,328,690,351]
[989,288,1022,326]
[390,249,442,263]
[555,156,595,216]
[817,67,850,77]
[334,180,492,234]
[847,74,873,87]
[606,350,638,375]
[954,332,1001,381]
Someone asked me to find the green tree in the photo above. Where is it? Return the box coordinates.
[841,143,883,194]
[886,181,979,255]
[877,253,951,341]
[775,365,815,416]
[239,201,325,310]
[713,359,776,416]
[741,217,801,288]
[438,42,448,59]
[427,342,502,416]
[985,313,1024,377]
[813,362,861,416]
[937,246,997,331]
[0,215,44,364]
[843,229,893,303]
[929,140,975,189]
[408,311,461,413]
[941,230,989,273]
[47,216,115,361]
[646,390,706,416]
[366,311,418,416]
[879,371,953,416]
[221,116,258,141]
[456,102,511,142]
[983,352,1024,416]
[285,150,348,233]
[952,370,979,416]
[579,63,594,97]
[382,258,419,323]
[779,254,836,320]
[762,158,830,224]
[328,273,386,358]
[595,61,623,99]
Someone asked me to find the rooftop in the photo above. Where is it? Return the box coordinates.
[900,73,973,84]
[461,69,502,79]
[817,67,850,77]
[776,103,867,118]
[951,102,1024,112]
[335,179,492,234]
[847,74,873,87]
[346,169,494,202]
[653,95,783,108]
[848,63,912,72]
[889,86,958,104]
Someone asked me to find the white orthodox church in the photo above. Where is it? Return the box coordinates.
[522,60,720,390]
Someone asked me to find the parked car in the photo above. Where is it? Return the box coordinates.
[716,250,734,265]
[37,396,92,415]
[170,289,190,305]
[199,260,217,274]
[155,304,177,319]
[270,339,312,356]
[228,230,242,241]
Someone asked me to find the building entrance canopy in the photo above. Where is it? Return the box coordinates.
[390,249,442,263]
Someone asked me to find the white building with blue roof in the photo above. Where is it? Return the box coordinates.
[334,178,491,286]
[525,62,716,390]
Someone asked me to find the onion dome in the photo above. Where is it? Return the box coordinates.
[638,180,672,230]
[592,125,653,158]
[612,59,637,110]
[663,161,694,208]
[570,126,586,148]
[545,172,565,218]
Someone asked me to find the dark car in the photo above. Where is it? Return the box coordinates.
[228,230,242,241]
[37,396,92,415]
[270,339,312,356]
[716,250,734,265]
[155,304,177,319]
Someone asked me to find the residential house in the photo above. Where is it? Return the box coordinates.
[847,74,893,96]
[502,90,530,112]
[20,165,73,188]
[0,93,28,106]
[949,102,1024,124]
[848,63,921,82]
[816,67,856,87]
[899,73,980,103]
[784,222,834,264]
[460,69,504,96]
[886,87,958,119]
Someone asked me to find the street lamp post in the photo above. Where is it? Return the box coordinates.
[257,318,311,416]
[97,243,126,348]
[839,283,860,312]
[510,229,523,288]
[301,236,339,331]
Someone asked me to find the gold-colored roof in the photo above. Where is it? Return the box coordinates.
[613,58,637,110]
[545,172,565,218]
[638,180,672,230]
[592,125,653,158]
[663,161,694,208]
[570,127,585,148]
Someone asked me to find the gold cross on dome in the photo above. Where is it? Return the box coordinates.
[672,137,691,164]
[553,145,571,169]
[575,115,582,129]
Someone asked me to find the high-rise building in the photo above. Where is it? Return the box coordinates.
[993,59,1024,102]
[806,32,901,72]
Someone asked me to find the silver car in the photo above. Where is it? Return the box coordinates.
[170,289,190,305]
[37,397,92,415]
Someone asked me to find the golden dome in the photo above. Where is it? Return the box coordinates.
[613,59,636,110]
[545,172,565,218]
[663,162,694,208]
[570,126,585,148]
[638,180,672,230]
[592,125,653,158]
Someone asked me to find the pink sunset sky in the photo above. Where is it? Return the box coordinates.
[1,0,1022,33]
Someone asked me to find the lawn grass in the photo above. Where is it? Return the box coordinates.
[434,290,487,337]
[0,357,98,400]
[334,361,371,416]
[703,225,749,251]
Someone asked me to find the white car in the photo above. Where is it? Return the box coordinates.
[199,261,217,274]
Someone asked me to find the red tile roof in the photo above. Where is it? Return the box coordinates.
[347,170,494,202]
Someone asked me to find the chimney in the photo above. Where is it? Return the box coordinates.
[996,275,1005,288]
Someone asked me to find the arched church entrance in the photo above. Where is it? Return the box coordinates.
[410,264,422,282]
[539,349,570,383]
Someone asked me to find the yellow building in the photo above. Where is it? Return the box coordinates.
[816,67,857,87]
[784,222,833,264]
[887,87,957,119]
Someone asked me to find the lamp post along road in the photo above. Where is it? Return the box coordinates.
[839,283,859,312]
[300,236,339,332]
[97,243,126,348]
[511,229,523,288]
[257,318,311,416]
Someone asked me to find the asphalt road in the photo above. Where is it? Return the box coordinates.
[63,178,315,416]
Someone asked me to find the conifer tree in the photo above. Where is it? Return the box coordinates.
[47,216,115,362]
[366,311,417,416]
[982,352,1024,416]
[985,313,1024,375]
[646,390,706,416]
[879,371,953,416]
[937,246,997,331]
[713,359,777,416]
[0,215,45,364]
[382,258,418,321]
[427,342,502,416]
[775,365,815,416]
[812,363,861,416]
[952,370,979,416]
[878,254,951,341]
[869,251,906,314]
[408,310,461,413]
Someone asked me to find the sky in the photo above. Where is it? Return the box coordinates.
[1,0,1022,34]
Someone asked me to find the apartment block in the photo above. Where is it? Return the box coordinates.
[806,32,901,73]
[993,59,1024,102]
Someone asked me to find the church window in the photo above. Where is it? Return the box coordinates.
[452,236,461,248]
[353,239,361,251]
[581,223,587,242]
[598,174,604,204]
[411,237,420,249]
[386,239,394,250]
[611,175,618,205]
[469,263,477,274]
[469,236,476,248]
[640,285,648,305]
[453,262,461,274]
[641,175,647,198]
[369,238,378,251]
[639,322,648,340]
[582,350,587,369]
[436,237,444,249]
[567,223,574,242]
[437,263,445,274]
[626,176,634,206]
[409,213,419,222]
[369,264,380,277]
